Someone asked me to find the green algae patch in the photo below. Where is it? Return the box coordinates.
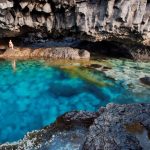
[45,59,91,68]
[43,58,114,87]
[61,67,113,87]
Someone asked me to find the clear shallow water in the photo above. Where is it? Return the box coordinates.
[0,59,149,143]
[46,127,87,150]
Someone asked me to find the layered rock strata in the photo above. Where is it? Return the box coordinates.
[0,103,150,149]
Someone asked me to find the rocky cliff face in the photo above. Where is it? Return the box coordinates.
[0,0,149,46]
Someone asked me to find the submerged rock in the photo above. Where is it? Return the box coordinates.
[89,64,102,69]
[88,63,112,72]
[0,47,90,60]
[0,104,150,150]
[140,77,150,86]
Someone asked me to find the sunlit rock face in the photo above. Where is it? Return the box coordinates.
[1,47,90,60]
[0,0,149,45]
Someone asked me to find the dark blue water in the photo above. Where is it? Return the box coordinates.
[0,59,149,143]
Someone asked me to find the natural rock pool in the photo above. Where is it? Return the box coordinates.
[0,58,149,144]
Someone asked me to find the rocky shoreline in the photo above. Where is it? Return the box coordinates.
[0,47,90,60]
[1,103,150,150]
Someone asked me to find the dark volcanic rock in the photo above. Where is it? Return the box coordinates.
[1,104,150,150]
[140,77,150,86]
[83,103,150,150]
[0,111,97,150]
[76,40,150,60]
[58,111,98,128]
[0,0,149,47]
[0,0,149,60]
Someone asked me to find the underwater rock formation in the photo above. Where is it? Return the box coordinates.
[140,76,150,86]
[0,0,149,46]
[0,47,90,59]
[1,103,150,149]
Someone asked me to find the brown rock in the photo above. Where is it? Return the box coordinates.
[1,47,90,60]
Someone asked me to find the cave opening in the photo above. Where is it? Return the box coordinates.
[74,40,134,59]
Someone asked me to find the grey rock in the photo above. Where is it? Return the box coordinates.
[83,103,150,150]
[0,104,150,149]
[0,0,149,46]
[5,12,14,25]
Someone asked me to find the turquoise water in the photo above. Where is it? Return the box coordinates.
[0,59,149,143]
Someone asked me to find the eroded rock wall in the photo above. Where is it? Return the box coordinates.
[0,0,149,45]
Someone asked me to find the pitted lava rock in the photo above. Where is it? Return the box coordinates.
[0,104,150,150]
[83,103,150,150]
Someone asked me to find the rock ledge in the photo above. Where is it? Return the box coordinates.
[1,103,150,150]
[0,47,90,60]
